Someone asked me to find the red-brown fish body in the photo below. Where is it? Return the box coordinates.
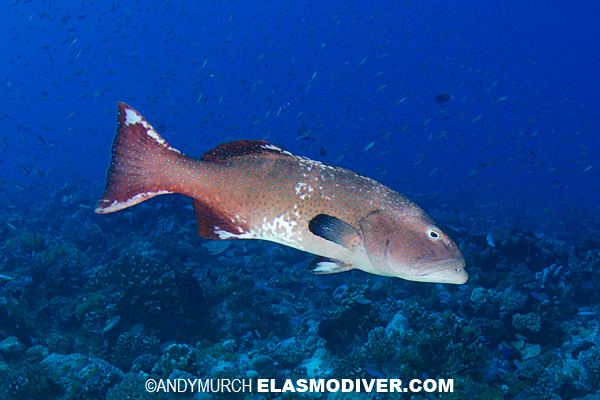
[97,103,468,284]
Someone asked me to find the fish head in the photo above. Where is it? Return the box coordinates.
[360,211,468,284]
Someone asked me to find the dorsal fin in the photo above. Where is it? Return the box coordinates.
[201,140,292,162]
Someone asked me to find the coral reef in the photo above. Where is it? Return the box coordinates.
[41,353,123,399]
[512,312,542,333]
[0,183,599,399]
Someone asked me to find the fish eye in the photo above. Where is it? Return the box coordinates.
[426,226,441,240]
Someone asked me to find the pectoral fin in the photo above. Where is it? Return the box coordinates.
[308,214,362,250]
[309,257,353,274]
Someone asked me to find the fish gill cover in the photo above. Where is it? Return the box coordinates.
[0,0,599,399]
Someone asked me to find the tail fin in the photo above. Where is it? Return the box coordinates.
[95,102,184,214]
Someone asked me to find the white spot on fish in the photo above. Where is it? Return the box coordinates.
[295,181,315,200]
[213,228,256,239]
[96,190,173,214]
[295,182,306,194]
[261,144,292,156]
[147,130,170,148]
[123,107,181,153]
[124,108,142,126]
[254,214,302,248]
[296,156,335,171]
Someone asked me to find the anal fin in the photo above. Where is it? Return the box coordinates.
[193,200,252,240]
[309,257,353,274]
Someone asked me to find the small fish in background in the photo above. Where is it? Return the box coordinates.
[362,141,375,152]
[472,114,483,123]
[18,164,33,176]
[96,103,468,285]
[577,309,596,317]
[486,231,496,247]
[101,316,121,336]
[435,92,453,104]
[296,123,314,142]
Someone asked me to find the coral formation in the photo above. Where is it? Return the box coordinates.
[41,353,123,399]
[0,183,599,399]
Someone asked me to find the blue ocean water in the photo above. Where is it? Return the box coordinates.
[0,1,599,399]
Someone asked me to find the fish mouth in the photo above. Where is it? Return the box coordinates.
[410,258,468,284]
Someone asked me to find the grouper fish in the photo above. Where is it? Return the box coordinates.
[96,103,468,284]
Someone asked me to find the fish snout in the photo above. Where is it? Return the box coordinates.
[410,258,468,284]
